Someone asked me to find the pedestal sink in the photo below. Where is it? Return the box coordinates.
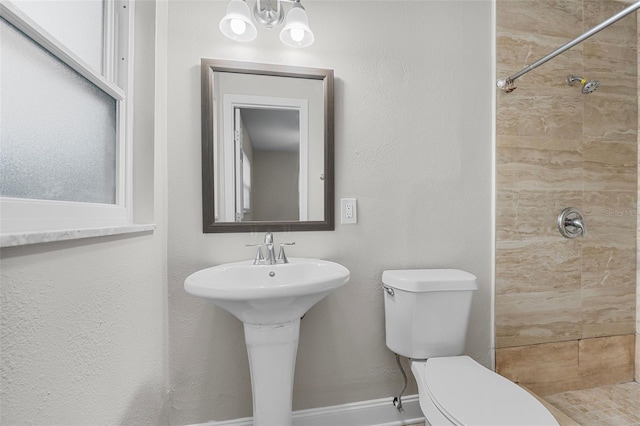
[185,257,350,426]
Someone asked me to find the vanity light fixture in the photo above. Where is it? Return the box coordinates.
[219,0,315,48]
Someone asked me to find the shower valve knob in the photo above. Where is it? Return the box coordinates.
[557,207,586,238]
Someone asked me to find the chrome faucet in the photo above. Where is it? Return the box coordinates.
[264,232,276,265]
[247,232,295,265]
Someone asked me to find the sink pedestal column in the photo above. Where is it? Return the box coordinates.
[244,319,300,426]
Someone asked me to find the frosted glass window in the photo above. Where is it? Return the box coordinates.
[0,19,117,204]
[11,0,105,73]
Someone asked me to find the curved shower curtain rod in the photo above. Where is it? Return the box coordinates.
[497,1,640,93]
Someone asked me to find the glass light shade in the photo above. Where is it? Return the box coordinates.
[279,6,314,48]
[219,0,257,42]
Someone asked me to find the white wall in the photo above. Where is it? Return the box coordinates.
[167,0,494,424]
[0,1,169,424]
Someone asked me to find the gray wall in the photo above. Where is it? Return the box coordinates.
[0,2,169,423]
[252,150,300,221]
[167,0,494,423]
[0,1,494,423]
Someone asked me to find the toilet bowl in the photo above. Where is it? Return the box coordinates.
[383,269,558,426]
[412,356,557,426]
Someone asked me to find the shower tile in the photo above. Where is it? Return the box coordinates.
[581,244,636,289]
[496,240,581,294]
[584,0,637,48]
[545,382,640,426]
[497,147,582,191]
[635,338,640,382]
[583,96,638,143]
[496,0,583,100]
[496,0,582,40]
[495,289,581,348]
[521,387,581,426]
[497,135,581,151]
[496,32,583,98]
[578,335,635,388]
[581,191,637,243]
[583,141,637,192]
[584,41,637,98]
[497,190,582,241]
[496,340,579,395]
[496,0,638,397]
[581,285,636,338]
[496,30,582,72]
[497,96,582,140]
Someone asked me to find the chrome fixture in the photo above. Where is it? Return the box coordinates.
[392,353,408,412]
[219,0,314,48]
[277,241,295,264]
[497,1,640,93]
[557,207,587,238]
[567,75,600,94]
[264,232,276,264]
[247,232,295,264]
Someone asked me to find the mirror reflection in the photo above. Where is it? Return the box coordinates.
[232,107,302,222]
[201,59,334,233]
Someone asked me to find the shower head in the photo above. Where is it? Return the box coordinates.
[567,75,600,94]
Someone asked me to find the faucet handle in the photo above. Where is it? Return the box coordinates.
[557,207,586,238]
[246,243,265,264]
[277,242,295,264]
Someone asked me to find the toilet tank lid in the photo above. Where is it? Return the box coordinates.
[382,269,477,292]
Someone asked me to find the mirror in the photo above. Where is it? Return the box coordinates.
[201,59,334,233]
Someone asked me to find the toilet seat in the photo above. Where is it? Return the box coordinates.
[412,356,559,426]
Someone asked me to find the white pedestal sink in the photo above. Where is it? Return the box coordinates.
[185,258,350,426]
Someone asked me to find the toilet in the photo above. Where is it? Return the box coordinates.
[383,269,559,426]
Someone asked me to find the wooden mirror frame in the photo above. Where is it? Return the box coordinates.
[201,59,334,233]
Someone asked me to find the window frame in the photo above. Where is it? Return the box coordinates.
[0,0,135,235]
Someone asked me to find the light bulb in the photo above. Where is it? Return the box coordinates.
[279,5,314,47]
[230,18,246,35]
[290,27,305,42]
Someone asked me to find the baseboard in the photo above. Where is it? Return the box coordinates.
[194,394,425,426]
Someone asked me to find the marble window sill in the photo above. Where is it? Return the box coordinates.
[0,224,156,248]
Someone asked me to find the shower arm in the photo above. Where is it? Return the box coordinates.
[497,1,640,92]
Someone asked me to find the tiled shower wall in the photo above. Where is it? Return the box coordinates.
[495,0,638,395]
[636,7,640,383]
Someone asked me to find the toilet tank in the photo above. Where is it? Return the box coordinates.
[383,269,478,359]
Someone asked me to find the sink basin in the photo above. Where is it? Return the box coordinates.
[185,257,350,425]
[185,258,350,325]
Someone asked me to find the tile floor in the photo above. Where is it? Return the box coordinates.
[544,381,640,426]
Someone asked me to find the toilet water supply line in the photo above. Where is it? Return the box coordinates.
[393,354,408,412]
